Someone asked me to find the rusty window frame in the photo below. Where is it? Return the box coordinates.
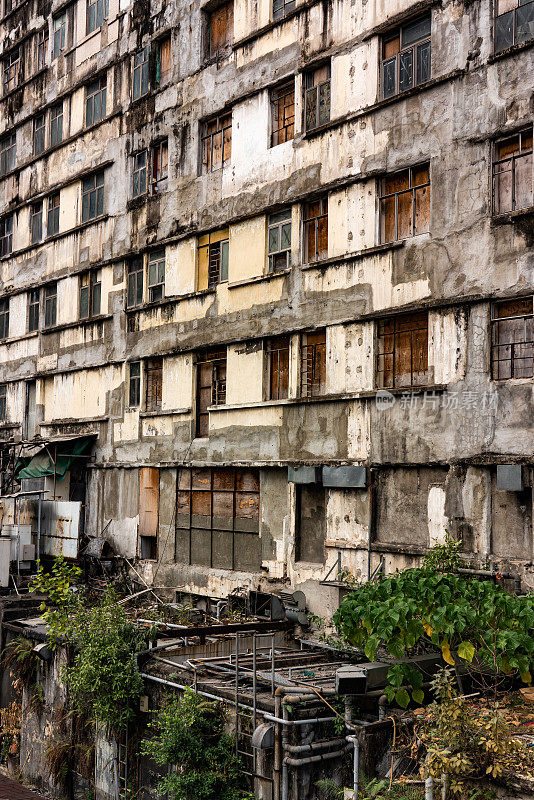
[0,133,16,176]
[47,193,60,237]
[492,129,533,214]
[207,3,233,60]
[201,112,232,173]
[175,467,260,570]
[145,357,163,412]
[35,28,48,71]
[379,163,431,243]
[50,102,63,147]
[44,283,57,329]
[33,113,46,156]
[195,348,226,437]
[376,311,429,389]
[85,75,107,126]
[128,360,141,407]
[491,297,534,380]
[132,46,150,100]
[300,330,326,397]
[0,384,6,421]
[303,197,328,262]
[266,335,290,400]
[381,13,431,100]
[0,298,9,340]
[156,36,171,84]
[3,47,21,95]
[304,63,330,132]
[495,0,534,52]
[0,214,13,256]
[30,202,43,244]
[270,81,295,147]
[28,289,40,333]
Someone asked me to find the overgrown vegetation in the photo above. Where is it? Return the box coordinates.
[1,636,39,687]
[31,556,82,647]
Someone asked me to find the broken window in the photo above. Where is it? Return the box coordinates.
[0,133,16,176]
[148,249,165,302]
[295,484,325,563]
[133,46,150,100]
[0,214,13,256]
[266,335,290,400]
[33,114,46,156]
[139,466,159,560]
[273,0,295,21]
[127,257,144,308]
[198,229,229,288]
[82,171,104,221]
[50,103,63,147]
[52,13,67,60]
[151,140,168,193]
[304,64,330,132]
[0,384,6,421]
[381,13,431,99]
[491,297,534,380]
[28,289,40,333]
[207,3,233,60]
[79,270,101,320]
[195,348,226,437]
[35,28,48,71]
[201,113,232,173]
[377,311,429,389]
[129,360,141,406]
[156,36,171,84]
[495,0,534,52]
[85,75,107,126]
[268,209,292,272]
[303,197,328,262]
[132,151,147,198]
[0,298,9,340]
[30,202,43,244]
[47,193,60,236]
[87,0,108,34]
[145,357,163,412]
[379,163,430,243]
[44,283,57,329]
[271,81,295,146]
[175,467,261,571]
[3,47,21,94]
[300,330,326,397]
[493,130,533,214]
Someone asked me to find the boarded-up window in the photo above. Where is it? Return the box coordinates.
[380,163,430,243]
[495,0,534,53]
[175,467,260,571]
[381,13,431,99]
[377,311,429,389]
[146,357,163,411]
[375,467,448,545]
[201,113,232,173]
[198,229,229,288]
[207,3,233,59]
[300,330,326,397]
[304,64,330,131]
[271,81,295,147]
[196,348,226,437]
[493,130,533,214]
[303,197,328,262]
[491,471,532,559]
[491,297,534,380]
[139,467,159,559]
[295,484,325,563]
[266,336,289,400]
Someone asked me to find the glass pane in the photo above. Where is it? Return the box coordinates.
[91,282,101,315]
[220,240,229,281]
[515,152,533,209]
[382,58,396,98]
[416,40,431,85]
[516,3,534,42]
[280,222,291,249]
[399,49,414,92]
[268,227,279,254]
[402,14,431,47]
[495,11,514,52]
[79,286,89,318]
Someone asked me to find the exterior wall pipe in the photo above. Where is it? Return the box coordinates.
[264,714,337,726]
[285,738,347,754]
[425,775,434,800]
[274,693,281,800]
[282,701,289,800]
[283,747,350,767]
[346,736,359,798]
[140,672,263,714]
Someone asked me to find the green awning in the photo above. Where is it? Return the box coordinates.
[17,437,93,482]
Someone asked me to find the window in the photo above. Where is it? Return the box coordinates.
[271,81,295,147]
[273,0,295,20]
[33,114,46,157]
[268,209,292,272]
[151,140,168,193]
[28,289,39,333]
[156,36,171,84]
[295,484,325,563]
[47,193,60,236]
[175,467,261,571]
[0,299,9,340]
[381,13,431,99]
[198,229,229,288]
[85,75,107,126]
[377,311,429,389]
[201,113,232,173]
[82,171,104,221]
[50,103,63,147]
[87,0,108,34]
[52,13,67,60]
[148,249,165,302]
[491,297,534,380]
[493,130,533,214]
[207,3,233,59]
[495,0,534,52]
[303,197,328,262]
[304,64,330,131]
[300,330,326,397]
[79,271,101,319]
[129,360,141,406]
[379,163,430,243]
[30,202,43,244]
[44,283,57,328]
[0,215,13,256]
[0,384,6,422]
[266,335,289,400]
[0,133,16,176]
[145,357,162,411]
[132,46,150,100]
[196,348,226,437]
[139,467,159,560]
[127,257,144,308]
[3,48,21,94]
[35,29,48,71]
[132,150,147,197]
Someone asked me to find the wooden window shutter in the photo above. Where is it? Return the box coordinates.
[139,467,159,538]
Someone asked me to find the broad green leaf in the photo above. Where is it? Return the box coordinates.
[395,688,410,709]
[412,689,424,705]
[457,641,475,663]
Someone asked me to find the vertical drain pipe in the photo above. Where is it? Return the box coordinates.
[425,774,434,800]
[274,692,282,800]
[282,702,289,800]
[345,736,359,798]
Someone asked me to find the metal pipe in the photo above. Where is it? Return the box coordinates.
[346,736,359,798]
[235,633,239,758]
[264,714,337,727]
[37,495,41,565]
[284,747,349,767]
[140,673,263,714]
[282,702,289,800]
[274,693,281,800]
[425,775,434,800]
[378,694,387,720]
[253,633,257,732]
[285,738,347,755]
[441,773,447,800]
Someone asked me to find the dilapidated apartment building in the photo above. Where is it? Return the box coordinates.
[0,0,533,613]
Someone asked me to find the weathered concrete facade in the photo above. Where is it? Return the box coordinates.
[0,0,533,612]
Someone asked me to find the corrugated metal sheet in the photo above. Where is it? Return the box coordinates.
[40,501,81,558]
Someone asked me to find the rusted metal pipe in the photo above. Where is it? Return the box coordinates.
[284,746,350,766]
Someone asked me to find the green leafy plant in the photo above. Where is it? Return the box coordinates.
[30,556,82,647]
[141,688,251,800]
[421,535,463,574]
[26,683,45,716]
[1,636,39,687]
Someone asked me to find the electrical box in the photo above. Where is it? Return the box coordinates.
[139,695,149,712]
[322,466,367,489]
[287,467,321,484]
[497,465,523,492]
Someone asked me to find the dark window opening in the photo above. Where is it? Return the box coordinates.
[79,271,101,320]
[133,46,150,100]
[273,0,295,20]
[201,113,232,173]
[87,0,108,34]
[148,249,165,302]
[52,13,67,60]
[151,140,168,193]
[271,81,295,146]
[295,484,325,563]
[268,209,292,272]
[85,75,107,126]
[493,130,533,214]
[0,133,16,176]
[129,360,141,406]
[0,298,9,340]
[35,29,49,72]
[44,283,57,329]
[377,311,429,389]
[300,330,326,397]
[146,357,163,412]
[0,214,13,256]
[3,47,21,94]
[133,150,147,197]
[127,257,144,308]
[381,13,431,99]
[50,103,64,147]
[28,289,40,333]
[33,114,46,156]
[379,163,430,243]
[196,348,226,437]
[492,297,534,380]
[0,384,6,421]
[30,202,43,244]
[304,64,330,131]
[266,335,290,400]
[82,171,104,221]
[495,0,534,53]
[303,197,328,262]
[47,193,60,237]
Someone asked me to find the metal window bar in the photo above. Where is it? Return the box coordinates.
[301,340,326,397]
[491,307,534,379]
[377,313,428,388]
[379,168,431,241]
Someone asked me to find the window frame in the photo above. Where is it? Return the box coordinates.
[50,102,64,148]
[267,209,292,272]
[200,112,232,173]
[47,193,60,237]
[0,383,6,421]
[127,257,144,308]
[198,230,229,288]
[206,2,234,60]
[35,28,49,71]
[79,270,102,320]
[52,13,67,60]
[0,214,13,256]
[28,288,40,333]
[145,356,163,412]
[270,80,295,147]
[379,162,431,243]
[44,283,57,329]
[156,35,172,84]
[85,75,107,127]
[492,129,533,215]
[132,45,150,101]
[300,330,326,397]
[272,0,295,21]
[0,298,9,340]
[0,133,16,176]
[147,249,165,302]
[128,360,141,407]
[3,47,21,95]
[81,171,105,222]
[304,63,331,132]
[87,0,108,35]
[265,335,290,400]
[30,202,43,244]
[376,311,429,389]
[132,150,148,198]
[494,0,534,53]
[491,296,534,381]
[195,348,227,437]
[303,197,328,263]
[151,139,168,193]
[381,13,432,100]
